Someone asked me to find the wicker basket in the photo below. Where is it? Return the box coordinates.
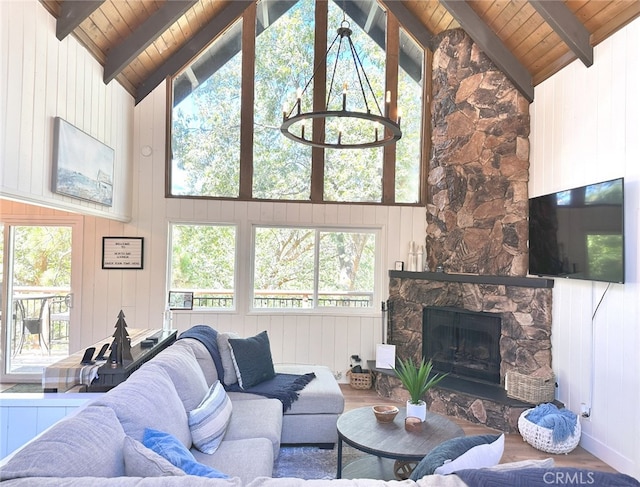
[518,408,581,454]
[347,369,372,390]
[506,371,556,404]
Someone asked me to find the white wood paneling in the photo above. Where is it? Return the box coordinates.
[530,17,640,478]
[0,394,99,460]
[0,1,134,222]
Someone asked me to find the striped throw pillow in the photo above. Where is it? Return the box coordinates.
[188,381,232,454]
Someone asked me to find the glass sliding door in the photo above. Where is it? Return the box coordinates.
[1,218,80,382]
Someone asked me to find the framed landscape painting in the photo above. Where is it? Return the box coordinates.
[52,117,115,206]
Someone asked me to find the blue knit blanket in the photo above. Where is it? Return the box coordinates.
[526,403,577,443]
[178,326,315,411]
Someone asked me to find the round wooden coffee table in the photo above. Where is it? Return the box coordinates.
[336,406,464,480]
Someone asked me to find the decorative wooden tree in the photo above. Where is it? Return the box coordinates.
[110,310,133,364]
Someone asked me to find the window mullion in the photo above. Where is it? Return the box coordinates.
[239,3,257,199]
[310,0,328,202]
[313,229,321,309]
[383,13,399,204]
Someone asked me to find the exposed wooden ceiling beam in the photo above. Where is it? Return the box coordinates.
[530,0,593,67]
[104,0,199,84]
[134,0,254,105]
[379,0,433,50]
[56,0,104,41]
[439,0,534,102]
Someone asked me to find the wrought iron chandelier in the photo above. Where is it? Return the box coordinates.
[280,19,402,150]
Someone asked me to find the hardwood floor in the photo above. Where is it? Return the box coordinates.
[340,384,616,473]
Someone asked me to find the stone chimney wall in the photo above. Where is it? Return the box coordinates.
[426,29,531,277]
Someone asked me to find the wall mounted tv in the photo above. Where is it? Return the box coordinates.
[528,177,624,283]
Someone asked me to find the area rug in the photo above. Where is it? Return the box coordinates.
[273,445,365,479]
[1,384,44,393]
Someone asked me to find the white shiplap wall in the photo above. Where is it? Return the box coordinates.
[530,18,640,478]
[0,1,134,222]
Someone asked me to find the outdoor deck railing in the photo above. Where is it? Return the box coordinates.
[191,292,373,309]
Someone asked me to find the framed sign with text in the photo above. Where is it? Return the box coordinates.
[102,237,144,270]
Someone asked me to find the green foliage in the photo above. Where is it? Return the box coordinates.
[170,224,236,291]
[393,357,448,405]
[12,226,71,288]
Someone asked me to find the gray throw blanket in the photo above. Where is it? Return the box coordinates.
[178,325,315,411]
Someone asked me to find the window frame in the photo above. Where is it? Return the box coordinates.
[166,0,429,206]
[250,223,382,314]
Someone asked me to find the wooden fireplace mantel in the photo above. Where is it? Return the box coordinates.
[389,270,554,289]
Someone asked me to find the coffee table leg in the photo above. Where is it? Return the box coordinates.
[337,437,343,478]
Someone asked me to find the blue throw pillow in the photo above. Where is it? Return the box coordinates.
[228,330,276,389]
[410,434,503,480]
[142,428,228,478]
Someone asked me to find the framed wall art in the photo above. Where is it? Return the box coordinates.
[102,237,144,270]
[52,117,115,206]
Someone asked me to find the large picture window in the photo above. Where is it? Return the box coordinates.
[169,224,237,309]
[253,226,377,309]
[169,0,425,204]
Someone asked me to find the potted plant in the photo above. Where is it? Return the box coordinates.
[393,357,447,421]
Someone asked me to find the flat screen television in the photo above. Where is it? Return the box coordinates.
[528,177,625,283]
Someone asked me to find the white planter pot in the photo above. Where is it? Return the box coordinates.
[406,400,427,422]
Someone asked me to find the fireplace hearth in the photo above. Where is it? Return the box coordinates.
[423,306,501,384]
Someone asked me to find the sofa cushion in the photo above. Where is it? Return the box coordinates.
[217,331,240,385]
[0,405,125,479]
[146,344,209,411]
[123,436,186,477]
[143,428,228,478]
[224,397,283,458]
[93,364,192,448]
[174,337,220,386]
[410,434,504,479]
[274,364,344,415]
[192,437,274,484]
[228,331,275,389]
[189,381,233,454]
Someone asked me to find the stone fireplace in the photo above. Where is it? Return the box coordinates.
[375,272,554,432]
[368,29,548,431]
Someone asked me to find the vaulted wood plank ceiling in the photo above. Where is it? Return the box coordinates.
[40,0,640,104]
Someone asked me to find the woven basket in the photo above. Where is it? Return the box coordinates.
[506,371,556,404]
[518,409,581,454]
[347,369,372,390]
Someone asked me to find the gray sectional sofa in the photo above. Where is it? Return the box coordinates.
[1,330,638,487]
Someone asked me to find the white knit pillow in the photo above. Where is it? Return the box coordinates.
[188,381,232,454]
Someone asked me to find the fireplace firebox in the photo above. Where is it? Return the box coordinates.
[423,307,501,384]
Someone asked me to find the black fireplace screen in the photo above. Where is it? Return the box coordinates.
[423,307,501,384]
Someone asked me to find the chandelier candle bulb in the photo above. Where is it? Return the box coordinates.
[343,83,347,110]
[385,90,391,117]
